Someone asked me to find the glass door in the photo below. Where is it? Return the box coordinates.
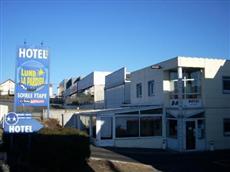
[186,121,196,150]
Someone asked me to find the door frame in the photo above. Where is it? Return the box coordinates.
[184,118,205,151]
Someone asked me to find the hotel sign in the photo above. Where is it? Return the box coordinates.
[3,112,43,133]
[15,47,49,107]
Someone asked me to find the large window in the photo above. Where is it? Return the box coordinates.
[167,119,177,138]
[140,116,162,136]
[170,69,202,99]
[116,117,139,138]
[136,83,142,98]
[148,80,155,97]
[223,76,230,94]
[224,119,230,136]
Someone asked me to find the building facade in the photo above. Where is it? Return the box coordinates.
[130,56,230,151]
[0,79,15,96]
[74,56,230,151]
[105,67,131,108]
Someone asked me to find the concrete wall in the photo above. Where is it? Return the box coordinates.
[114,137,163,149]
[44,109,77,127]
[202,60,230,108]
[105,68,126,89]
[105,85,125,108]
[130,66,164,105]
[206,108,230,150]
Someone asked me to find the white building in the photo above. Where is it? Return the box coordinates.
[105,67,131,108]
[57,79,68,97]
[0,79,15,96]
[77,71,111,109]
[74,56,230,151]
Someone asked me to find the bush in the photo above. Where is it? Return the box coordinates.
[2,128,90,172]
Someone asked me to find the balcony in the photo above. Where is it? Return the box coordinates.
[169,68,203,108]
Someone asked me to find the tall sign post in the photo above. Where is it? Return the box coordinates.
[14,45,50,118]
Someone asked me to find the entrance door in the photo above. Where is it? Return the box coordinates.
[186,121,196,150]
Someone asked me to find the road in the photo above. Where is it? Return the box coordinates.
[91,145,230,172]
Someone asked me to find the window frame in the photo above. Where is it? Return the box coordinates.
[136,83,142,98]
[148,80,155,97]
[223,118,230,136]
[223,76,230,94]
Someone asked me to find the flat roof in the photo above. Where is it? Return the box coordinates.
[75,105,162,116]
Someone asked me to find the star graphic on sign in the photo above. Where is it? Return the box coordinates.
[5,112,18,125]
[38,69,45,76]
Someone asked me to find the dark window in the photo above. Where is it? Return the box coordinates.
[224,119,230,136]
[136,83,142,98]
[167,119,177,138]
[223,76,230,94]
[148,80,155,96]
[116,117,139,138]
[140,116,162,136]
[66,79,72,89]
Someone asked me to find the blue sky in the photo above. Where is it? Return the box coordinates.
[0,0,229,93]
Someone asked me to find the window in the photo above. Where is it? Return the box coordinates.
[136,83,142,98]
[116,117,139,138]
[148,80,155,96]
[140,116,162,136]
[223,76,230,94]
[167,119,177,138]
[224,119,230,136]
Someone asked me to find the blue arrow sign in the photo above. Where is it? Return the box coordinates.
[3,112,43,133]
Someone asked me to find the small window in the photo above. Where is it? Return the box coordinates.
[223,76,230,94]
[148,80,155,96]
[136,83,142,98]
[224,119,230,136]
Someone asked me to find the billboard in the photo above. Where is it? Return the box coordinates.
[15,46,49,107]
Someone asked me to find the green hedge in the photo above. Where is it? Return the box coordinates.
[2,128,90,172]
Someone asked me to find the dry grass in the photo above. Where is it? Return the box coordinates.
[88,159,157,172]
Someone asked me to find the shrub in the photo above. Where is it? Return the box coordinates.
[2,128,90,172]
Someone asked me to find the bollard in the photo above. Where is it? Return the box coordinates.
[209,140,214,151]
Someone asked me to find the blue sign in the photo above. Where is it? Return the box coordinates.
[3,112,43,133]
[15,46,49,107]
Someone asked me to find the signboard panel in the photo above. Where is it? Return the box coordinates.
[3,112,43,133]
[15,46,49,107]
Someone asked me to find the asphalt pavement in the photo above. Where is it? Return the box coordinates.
[90,145,230,172]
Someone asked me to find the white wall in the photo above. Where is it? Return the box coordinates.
[0,80,15,95]
[105,85,125,108]
[206,108,230,150]
[78,71,110,91]
[0,105,8,122]
[105,68,126,89]
[130,67,164,105]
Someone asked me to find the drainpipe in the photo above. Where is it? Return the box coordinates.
[178,67,184,152]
